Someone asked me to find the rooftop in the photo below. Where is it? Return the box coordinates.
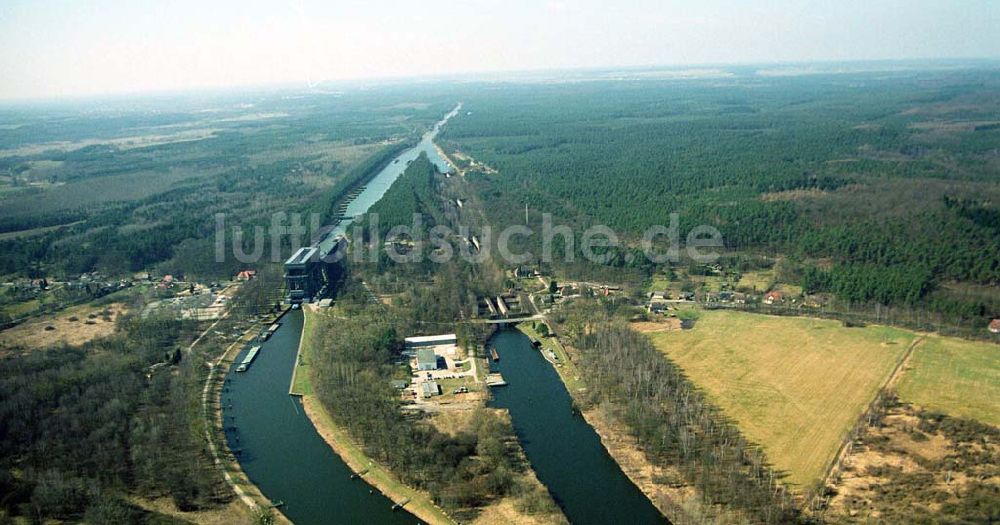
[285,247,319,266]
[421,381,440,396]
[416,348,437,366]
[405,333,457,345]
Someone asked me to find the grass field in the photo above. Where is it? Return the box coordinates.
[897,335,1000,427]
[647,310,913,490]
[735,270,774,292]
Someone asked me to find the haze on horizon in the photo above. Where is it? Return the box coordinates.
[1,0,999,101]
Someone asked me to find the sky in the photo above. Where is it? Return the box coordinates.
[1,0,999,100]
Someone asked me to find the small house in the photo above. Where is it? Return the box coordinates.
[647,302,668,314]
[513,265,540,278]
[235,269,257,281]
[764,291,784,305]
[157,275,175,290]
[990,319,1000,334]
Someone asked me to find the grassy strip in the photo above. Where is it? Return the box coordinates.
[517,323,586,394]
[288,307,314,396]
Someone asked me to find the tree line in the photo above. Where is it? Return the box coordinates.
[554,302,802,524]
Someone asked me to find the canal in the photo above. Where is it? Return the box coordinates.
[222,310,416,524]
[329,103,460,237]
[221,105,461,524]
[488,328,669,525]
[222,104,665,524]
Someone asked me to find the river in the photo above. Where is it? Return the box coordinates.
[488,328,669,525]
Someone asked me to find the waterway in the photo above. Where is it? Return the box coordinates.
[222,105,462,524]
[488,328,670,525]
[223,104,666,524]
[327,103,461,239]
[222,310,416,524]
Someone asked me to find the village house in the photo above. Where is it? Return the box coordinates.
[764,291,784,305]
[513,265,540,279]
[989,319,1000,334]
[647,301,668,314]
[235,269,257,281]
[156,275,175,290]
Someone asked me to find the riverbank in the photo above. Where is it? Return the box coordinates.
[300,395,456,525]
[203,308,293,524]
[296,306,455,525]
[519,323,709,524]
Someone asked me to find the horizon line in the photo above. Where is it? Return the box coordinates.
[3,55,999,105]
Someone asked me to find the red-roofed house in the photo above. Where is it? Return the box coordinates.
[764,291,784,305]
[236,269,257,282]
[156,274,175,290]
[990,319,1000,334]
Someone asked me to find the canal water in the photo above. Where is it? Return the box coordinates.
[221,106,462,524]
[223,312,416,524]
[329,103,461,238]
[488,329,670,525]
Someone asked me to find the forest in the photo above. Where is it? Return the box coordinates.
[0,269,285,524]
[439,69,1000,325]
[0,313,223,523]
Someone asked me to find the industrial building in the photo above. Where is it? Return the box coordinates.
[283,235,347,304]
[283,247,322,304]
[404,333,457,349]
[416,348,439,371]
[421,381,441,398]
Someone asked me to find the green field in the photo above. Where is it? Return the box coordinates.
[647,310,913,489]
[897,335,1000,427]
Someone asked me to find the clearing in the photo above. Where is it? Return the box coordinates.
[647,310,913,490]
[897,334,1000,427]
[0,302,126,353]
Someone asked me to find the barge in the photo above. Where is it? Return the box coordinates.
[236,345,262,372]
